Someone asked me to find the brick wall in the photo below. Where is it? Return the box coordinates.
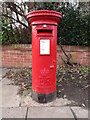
[0,44,89,68]
[57,45,89,66]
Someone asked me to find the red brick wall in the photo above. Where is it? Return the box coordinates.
[57,45,89,66]
[1,44,32,68]
[0,44,89,68]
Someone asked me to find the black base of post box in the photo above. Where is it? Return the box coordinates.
[32,91,56,103]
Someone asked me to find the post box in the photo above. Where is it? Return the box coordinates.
[26,10,62,103]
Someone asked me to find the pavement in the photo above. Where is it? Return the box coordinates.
[0,68,89,120]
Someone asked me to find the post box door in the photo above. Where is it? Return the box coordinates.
[32,26,57,94]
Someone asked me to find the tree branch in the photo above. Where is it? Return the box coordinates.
[2,14,28,28]
[60,44,72,65]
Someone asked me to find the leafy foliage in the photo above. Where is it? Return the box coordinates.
[1,17,31,45]
[57,3,90,46]
[1,2,90,46]
[1,18,14,44]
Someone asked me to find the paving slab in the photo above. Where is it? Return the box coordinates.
[27,106,74,118]
[89,111,90,120]
[2,77,14,85]
[71,107,88,119]
[2,107,27,118]
[0,68,2,81]
[0,68,2,108]
[0,83,1,103]
[0,107,2,120]
[2,68,10,78]
[2,78,21,107]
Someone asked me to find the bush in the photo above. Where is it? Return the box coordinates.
[1,17,31,45]
[1,2,90,46]
[0,18,15,44]
[57,3,90,46]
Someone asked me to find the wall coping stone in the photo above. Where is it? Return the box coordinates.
[0,44,89,52]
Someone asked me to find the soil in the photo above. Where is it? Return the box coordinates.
[3,64,89,108]
[56,64,89,108]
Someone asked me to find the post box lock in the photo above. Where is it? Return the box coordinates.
[53,60,56,63]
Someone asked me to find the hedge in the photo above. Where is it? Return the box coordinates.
[1,2,90,46]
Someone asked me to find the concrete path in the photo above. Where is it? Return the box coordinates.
[2,75,21,108]
[1,106,88,119]
[0,68,89,119]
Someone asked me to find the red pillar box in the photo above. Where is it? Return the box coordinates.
[26,10,62,103]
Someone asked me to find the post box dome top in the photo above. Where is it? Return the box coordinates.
[26,10,62,25]
[26,10,62,19]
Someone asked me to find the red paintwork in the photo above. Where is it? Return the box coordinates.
[26,10,62,94]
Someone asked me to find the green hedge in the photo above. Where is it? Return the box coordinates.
[0,18,31,45]
[57,4,90,46]
[1,2,90,46]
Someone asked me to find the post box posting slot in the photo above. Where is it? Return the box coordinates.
[37,29,52,35]
[40,39,50,55]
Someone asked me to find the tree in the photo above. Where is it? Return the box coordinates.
[1,2,31,44]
